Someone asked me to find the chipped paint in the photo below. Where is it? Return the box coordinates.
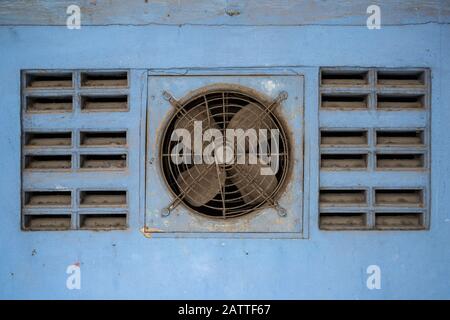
[140,227,163,238]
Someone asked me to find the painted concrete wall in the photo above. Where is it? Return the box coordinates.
[0,1,449,299]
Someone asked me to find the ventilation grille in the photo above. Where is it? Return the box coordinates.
[376,130,423,146]
[321,70,369,86]
[81,95,128,112]
[24,154,72,170]
[80,154,127,170]
[319,188,425,230]
[81,71,128,88]
[25,73,128,115]
[320,212,367,230]
[376,153,424,169]
[321,153,368,170]
[26,96,73,113]
[24,132,72,148]
[80,214,127,230]
[24,215,72,231]
[321,94,368,110]
[377,95,424,110]
[321,130,367,146]
[21,70,131,231]
[377,70,425,86]
[26,72,73,88]
[80,131,127,147]
[24,191,72,207]
[320,190,366,206]
[319,68,430,230]
[80,190,127,207]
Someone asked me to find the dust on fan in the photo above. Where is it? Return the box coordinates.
[161,89,290,218]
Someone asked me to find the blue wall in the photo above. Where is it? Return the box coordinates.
[0,1,449,299]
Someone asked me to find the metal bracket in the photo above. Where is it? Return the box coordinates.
[161,205,174,217]
[162,90,178,106]
[275,203,288,217]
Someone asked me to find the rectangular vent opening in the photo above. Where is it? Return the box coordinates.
[80,214,127,230]
[24,132,72,148]
[376,154,424,169]
[80,191,127,207]
[375,212,424,229]
[80,131,127,147]
[377,95,424,109]
[321,70,368,85]
[320,190,366,206]
[320,212,366,230]
[24,214,71,231]
[377,71,425,86]
[321,94,368,109]
[81,95,128,112]
[375,189,423,206]
[321,154,367,169]
[321,130,367,146]
[26,96,72,113]
[376,130,423,146]
[81,72,128,87]
[24,191,71,207]
[26,73,73,88]
[80,154,127,170]
[25,155,72,170]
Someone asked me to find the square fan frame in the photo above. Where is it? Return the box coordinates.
[145,70,305,238]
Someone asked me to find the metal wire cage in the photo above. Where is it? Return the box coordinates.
[160,87,291,219]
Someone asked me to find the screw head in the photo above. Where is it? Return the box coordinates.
[161,207,171,217]
[276,205,287,217]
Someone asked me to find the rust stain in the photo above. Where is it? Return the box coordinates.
[140,226,163,238]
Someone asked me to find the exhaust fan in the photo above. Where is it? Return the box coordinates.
[146,74,304,236]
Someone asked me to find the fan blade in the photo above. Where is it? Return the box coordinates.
[229,163,278,205]
[175,106,219,136]
[227,103,276,132]
[227,103,277,153]
[177,164,226,207]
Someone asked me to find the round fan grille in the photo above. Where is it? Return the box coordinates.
[160,87,291,219]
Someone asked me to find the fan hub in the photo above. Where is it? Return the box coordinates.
[214,143,234,164]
